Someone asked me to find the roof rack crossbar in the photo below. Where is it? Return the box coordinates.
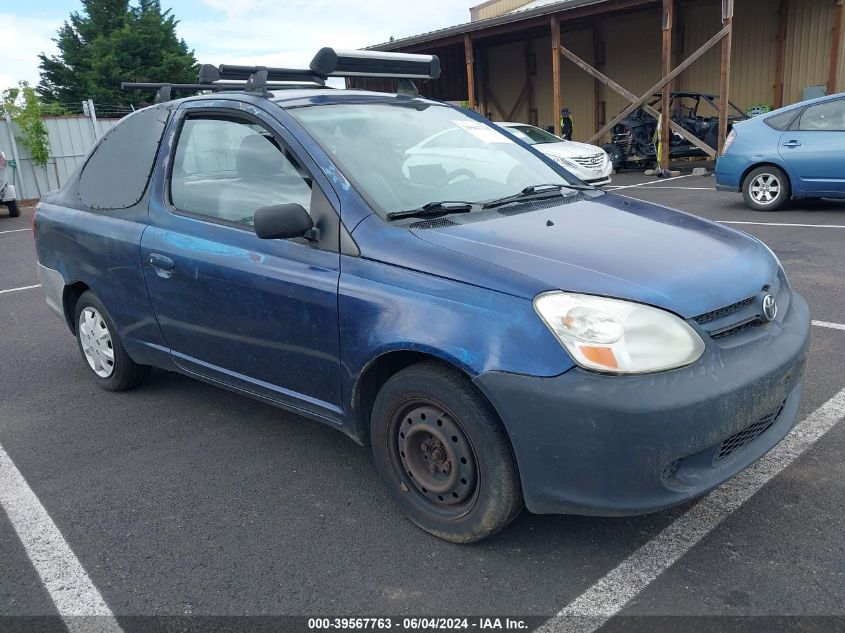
[206,64,326,85]
[121,48,441,103]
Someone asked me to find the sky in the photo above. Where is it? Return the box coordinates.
[1,0,472,97]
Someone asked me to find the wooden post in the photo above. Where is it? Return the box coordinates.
[829,0,844,95]
[661,0,674,170]
[718,0,734,155]
[464,34,476,110]
[593,24,602,134]
[552,15,562,135]
[774,0,788,108]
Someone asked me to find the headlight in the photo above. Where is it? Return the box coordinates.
[534,292,705,374]
[551,156,578,169]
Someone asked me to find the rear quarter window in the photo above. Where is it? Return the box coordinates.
[78,106,169,210]
[764,109,801,131]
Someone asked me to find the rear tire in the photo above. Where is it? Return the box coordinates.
[74,291,150,391]
[370,361,523,543]
[742,166,791,211]
[6,200,19,218]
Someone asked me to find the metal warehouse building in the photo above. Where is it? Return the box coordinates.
[366,0,844,155]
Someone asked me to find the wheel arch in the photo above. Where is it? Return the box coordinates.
[62,281,91,334]
[739,161,794,194]
[349,348,481,446]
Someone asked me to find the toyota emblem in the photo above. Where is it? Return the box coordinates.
[762,294,778,321]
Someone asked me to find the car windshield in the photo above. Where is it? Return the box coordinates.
[289,101,580,216]
[508,125,562,145]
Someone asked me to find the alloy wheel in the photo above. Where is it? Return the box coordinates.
[749,173,781,205]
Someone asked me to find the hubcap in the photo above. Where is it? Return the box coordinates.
[394,403,477,507]
[750,174,781,204]
[78,307,115,378]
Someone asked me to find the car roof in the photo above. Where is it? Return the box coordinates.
[166,88,443,110]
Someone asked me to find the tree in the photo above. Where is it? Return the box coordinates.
[1,82,52,168]
[38,0,197,107]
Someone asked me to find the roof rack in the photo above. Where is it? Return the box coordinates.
[122,48,441,103]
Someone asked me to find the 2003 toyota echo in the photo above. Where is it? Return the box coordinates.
[33,49,811,542]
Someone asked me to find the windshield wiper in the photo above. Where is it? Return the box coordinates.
[482,183,595,209]
[386,201,475,221]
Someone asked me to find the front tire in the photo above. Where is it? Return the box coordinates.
[74,291,150,391]
[370,361,522,543]
[742,166,791,211]
[6,200,19,218]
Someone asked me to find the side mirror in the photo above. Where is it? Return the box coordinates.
[254,203,315,240]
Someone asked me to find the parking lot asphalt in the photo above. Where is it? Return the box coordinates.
[1,174,844,633]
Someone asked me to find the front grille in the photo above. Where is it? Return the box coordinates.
[571,153,606,169]
[409,218,458,229]
[694,296,755,325]
[715,402,785,462]
[709,317,762,340]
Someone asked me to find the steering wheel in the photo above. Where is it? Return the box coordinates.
[432,169,475,196]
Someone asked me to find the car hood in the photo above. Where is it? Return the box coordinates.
[536,140,604,159]
[410,193,777,319]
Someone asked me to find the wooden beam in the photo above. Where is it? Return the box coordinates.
[673,0,685,92]
[774,0,788,108]
[718,0,734,155]
[593,24,602,134]
[464,34,476,109]
[660,0,674,170]
[485,90,507,120]
[506,83,532,121]
[557,40,717,156]
[829,0,844,95]
[559,23,730,147]
[551,15,561,135]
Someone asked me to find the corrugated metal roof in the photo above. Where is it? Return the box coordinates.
[368,0,616,51]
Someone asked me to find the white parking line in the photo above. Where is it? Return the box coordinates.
[605,175,691,191]
[0,284,41,295]
[541,386,845,633]
[813,320,845,331]
[721,221,845,229]
[0,443,124,632]
[0,228,30,235]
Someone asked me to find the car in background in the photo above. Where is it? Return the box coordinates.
[497,122,613,186]
[0,152,20,218]
[604,92,747,170]
[716,92,845,211]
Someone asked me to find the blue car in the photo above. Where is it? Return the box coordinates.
[717,92,845,210]
[34,50,810,543]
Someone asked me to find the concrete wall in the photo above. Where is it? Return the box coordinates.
[0,116,121,200]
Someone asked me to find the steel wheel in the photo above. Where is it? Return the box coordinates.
[389,398,479,519]
[78,306,115,378]
[749,173,782,205]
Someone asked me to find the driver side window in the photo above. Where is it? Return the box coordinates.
[171,115,313,227]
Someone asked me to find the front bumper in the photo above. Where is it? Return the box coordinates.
[474,292,811,516]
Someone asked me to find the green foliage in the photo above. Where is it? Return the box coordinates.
[1,82,51,168]
[38,0,197,107]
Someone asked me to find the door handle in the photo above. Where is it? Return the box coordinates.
[782,140,802,148]
[148,253,175,275]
